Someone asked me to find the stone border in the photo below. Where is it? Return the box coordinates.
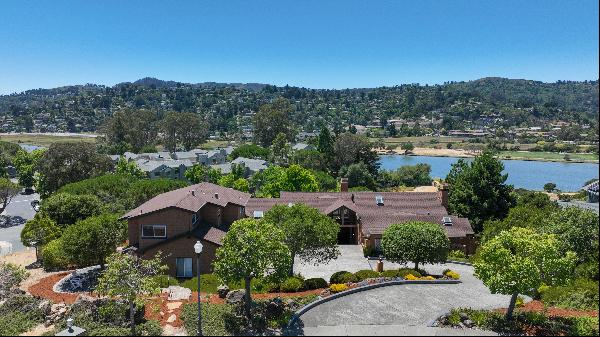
[52,265,101,294]
[365,257,472,266]
[287,279,461,327]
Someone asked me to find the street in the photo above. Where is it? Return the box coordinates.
[0,191,39,254]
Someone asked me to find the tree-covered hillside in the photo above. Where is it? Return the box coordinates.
[0,77,597,135]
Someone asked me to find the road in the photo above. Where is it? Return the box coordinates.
[0,191,39,254]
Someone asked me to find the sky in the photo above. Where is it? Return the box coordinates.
[0,0,598,94]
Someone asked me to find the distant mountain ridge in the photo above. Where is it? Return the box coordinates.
[116,77,269,91]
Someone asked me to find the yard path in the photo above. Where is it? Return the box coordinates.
[291,245,512,336]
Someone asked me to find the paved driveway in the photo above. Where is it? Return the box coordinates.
[294,245,369,281]
[291,245,511,336]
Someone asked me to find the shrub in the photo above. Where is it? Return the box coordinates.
[0,295,44,336]
[398,268,422,278]
[380,270,400,278]
[404,274,419,280]
[41,238,69,270]
[329,284,348,293]
[569,317,599,336]
[152,275,179,288]
[280,277,305,293]
[137,320,163,336]
[329,271,358,284]
[448,250,467,260]
[354,269,380,281]
[362,246,379,257]
[540,278,599,311]
[181,274,223,293]
[442,269,460,280]
[304,278,328,290]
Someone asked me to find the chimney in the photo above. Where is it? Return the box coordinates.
[438,183,449,208]
[340,178,349,193]
[214,193,219,199]
[191,190,195,196]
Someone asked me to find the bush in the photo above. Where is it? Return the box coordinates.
[354,270,380,281]
[304,278,328,290]
[329,271,358,284]
[398,268,422,278]
[380,270,401,278]
[152,275,179,288]
[137,320,163,336]
[0,295,44,336]
[442,269,460,280]
[280,277,305,293]
[448,250,467,260]
[569,317,599,336]
[329,284,348,293]
[41,238,69,270]
[540,278,599,311]
[181,274,223,293]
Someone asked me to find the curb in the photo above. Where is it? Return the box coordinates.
[287,279,461,328]
[364,257,473,266]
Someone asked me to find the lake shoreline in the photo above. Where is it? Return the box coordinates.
[376,147,599,164]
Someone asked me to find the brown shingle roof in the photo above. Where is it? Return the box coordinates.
[245,191,473,238]
[122,182,250,219]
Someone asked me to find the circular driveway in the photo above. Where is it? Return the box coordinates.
[292,248,512,335]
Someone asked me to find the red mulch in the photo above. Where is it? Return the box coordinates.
[498,300,599,318]
[28,272,84,304]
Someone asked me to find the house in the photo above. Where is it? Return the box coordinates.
[231,157,269,176]
[123,180,474,278]
[135,159,193,180]
[173,151,199,163]
[197,149,228,165]
[292,143,316,151]
[121,183,250,277]
[583,180,599,203]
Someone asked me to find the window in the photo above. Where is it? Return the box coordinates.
[239,207,245,217]
[142,225,167,238]
[176,258,193,278]
[374,238,382,250]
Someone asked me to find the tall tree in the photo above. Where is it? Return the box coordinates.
[475,227,576,319]
[20,214,62,262]
[445,151,515,232]
[0,178,21,214]
[213,218,291,321]
[36,142,113,196]
[317,126,334,161]
[270,132,291,166]
[252,97,295,147]
[12,149,45,190]
[100,109,158,153]
[331,133,379,175]
[263,204,340,275]
[161,112,209,152]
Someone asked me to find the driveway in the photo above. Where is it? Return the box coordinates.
[0,191,39,255]
[294,245,369,281]
[291,245,511,336]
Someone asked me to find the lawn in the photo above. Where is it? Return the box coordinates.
[0,133,97,147]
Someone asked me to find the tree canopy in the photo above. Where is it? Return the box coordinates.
[252,97,296,147]
[382,222,450,270]
[263,204,340,275]
[446,151,515,232]
[161,111,208,152]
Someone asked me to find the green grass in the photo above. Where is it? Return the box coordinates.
[498,151,598,162]
[0,134,97,147]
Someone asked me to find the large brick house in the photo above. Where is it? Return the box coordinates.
[122,181,474,278]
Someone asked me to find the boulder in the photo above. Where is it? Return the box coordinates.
[225,289,245,305]
[463,319,474,328]
[167,286,192,301]
[217,285,230,299]
[459,312,469,321]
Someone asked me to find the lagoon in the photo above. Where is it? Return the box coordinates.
[379,155,599,192]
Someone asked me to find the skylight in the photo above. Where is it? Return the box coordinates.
[253,210,264,219]
[375,195,384,206]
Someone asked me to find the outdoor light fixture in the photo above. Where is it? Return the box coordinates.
[194,240,203,336]
[67,318,74,332]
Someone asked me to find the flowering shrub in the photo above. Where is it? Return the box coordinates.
[443,269,460,280]
[329,284,348,293]
[404,274,418,280]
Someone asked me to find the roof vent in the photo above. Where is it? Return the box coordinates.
[288,203,294,207]
[191,190,195,196]
[214,193,219,199]
[442,216,453,226]
[375,195,384,206]
[253,210,264,219]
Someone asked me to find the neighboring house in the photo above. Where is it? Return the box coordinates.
[121,183,250,277]
[123,180,474,278]
[135,159,193,180]
[231,157,268,175]
[197,149,228,165]
[292,143,316,151]
[173,151,199,163]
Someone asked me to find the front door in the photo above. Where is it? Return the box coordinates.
[338,226,356,244]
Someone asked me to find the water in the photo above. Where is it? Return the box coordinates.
[18,143,45,152]
[379,155,599,192]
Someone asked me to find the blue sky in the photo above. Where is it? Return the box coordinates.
[0,0,598,94]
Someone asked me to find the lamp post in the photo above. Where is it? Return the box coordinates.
[194,240,203,336]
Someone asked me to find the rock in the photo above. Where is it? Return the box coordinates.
[167,314,177,323]
[217,285,230,299]
[285,298,300,311]
[38,300,52,315]
[225,289,245,305]
[459,312,469,321]
[463,319,474,328]
[167,286,192,301]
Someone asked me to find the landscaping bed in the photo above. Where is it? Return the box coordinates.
[27,272,81,304]
[435,308,599,336]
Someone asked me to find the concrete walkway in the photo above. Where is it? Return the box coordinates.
[291,245,510,336]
